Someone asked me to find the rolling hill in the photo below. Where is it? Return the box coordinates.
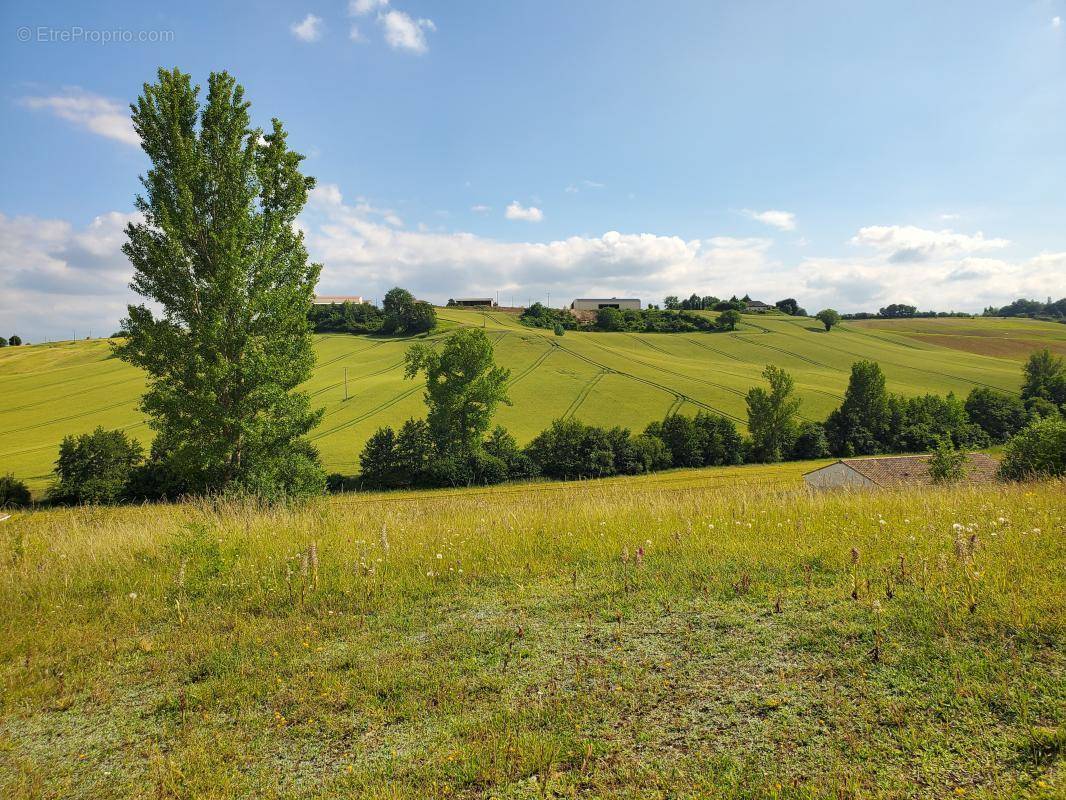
[2,310,1063,491]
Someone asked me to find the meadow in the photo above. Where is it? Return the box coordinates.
[2,312,1064,492]
[0,467,1062,798]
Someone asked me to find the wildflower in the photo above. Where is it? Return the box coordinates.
[128,592,138,600]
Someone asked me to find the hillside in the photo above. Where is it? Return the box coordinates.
[2,312,1063,491]
[0,475,1062,797]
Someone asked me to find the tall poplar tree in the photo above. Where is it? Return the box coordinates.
[117,68,324,497]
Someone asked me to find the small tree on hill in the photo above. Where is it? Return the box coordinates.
[553,323,565,336]
[0,337,6,347]
[746,365,801,462]
[1021,349,1066,412]
[825,360,890,455]
[404,328,511,457]
[8,335,22,346]
[816,309,841,331]
[928,438,966,483]
[717,310,741,331]
[964,387,1027,443]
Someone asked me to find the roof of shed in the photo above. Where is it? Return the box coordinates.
[828,453,1000,486]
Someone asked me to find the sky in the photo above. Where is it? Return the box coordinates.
[1,0,1065,342]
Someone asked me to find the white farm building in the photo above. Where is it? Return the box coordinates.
[570,298,641,311]
[313,295,365,305]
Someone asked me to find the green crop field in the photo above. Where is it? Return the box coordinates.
[2,311,1061,492]
[1,472,1063,798]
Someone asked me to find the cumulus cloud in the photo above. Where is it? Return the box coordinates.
[291,14,323,42]
[20,89,138,147]
[505,201,544,222]
[5,192,1061,341]
[349,0,389,14]
[1054,16,1062,29]
[471,204,491,213]
[379,9,435,53]
[743,209,797,231]
[0,211,144,341]
[851,224,1009,263]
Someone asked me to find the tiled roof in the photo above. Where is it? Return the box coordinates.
[841,453,999,486]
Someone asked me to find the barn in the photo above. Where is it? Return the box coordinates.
[570,298,641,311]
[451,298,496,307]
[803,453,999,490]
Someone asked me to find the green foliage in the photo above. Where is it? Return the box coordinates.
[50,427,143,505]
[928,438,967,483]
[825,360,889,456]
[886,392,989,452]
[525,419,672,479]
[359,426,399,488]
[716,309,741,331]
[596,306,624,331]
[553,323,565,337]
[745,365,801,462]
[644,412,742,469]
[998,416,1066,480]
[7,335,21,346]
[879,304,918,318]
[308,301,384,334]
[791,422,830,460]
[520,302,577,331]
[0,474,31,508]
[816,309,841,331]
[116,68,323,500]
[774,298,806,316]
[381,288,437,334]
[0,337,6,348]
[484,426,538,480]
[1021,348,1066,412]
[404,328,511,457]
[964,387,1028,443]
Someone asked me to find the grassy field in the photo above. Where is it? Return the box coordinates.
[0,467,1062,798]
[2,312,1063,492]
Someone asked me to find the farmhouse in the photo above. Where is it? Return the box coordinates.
[803,453,999,490]
[314,295,365,305]
[570,298,642,311]
[745,300,773,311]
[451,298,496,307]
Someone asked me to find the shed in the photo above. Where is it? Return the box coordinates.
[745,300,773,310]
[452,298,496,307]
[803,453,999,490]
[570,298,641,311]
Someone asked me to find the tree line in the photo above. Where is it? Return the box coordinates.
[308,287,436,335]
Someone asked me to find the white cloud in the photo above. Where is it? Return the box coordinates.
[505,201,544,222]
[851,224,1009,263]
[349,24,366,42]
[564,185,579,194]
[743,209,797,231]
[291,14,323,42]
[471,204,491,213]
[1053,16,1062,29]
[938,213,961,221]
[20,89,138,147]
[350,0,388,15]
[379,9,435,53]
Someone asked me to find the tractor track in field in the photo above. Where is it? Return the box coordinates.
[562,370,608,420]
[0,419,148,460]
[0,399,141,435]
[506,344,556,388]
[309,385,424,441]
[0,374,143,414]
[683,337,745,362]
[731,332,841,372]
[551,341,746,424]
[1,361,130,394]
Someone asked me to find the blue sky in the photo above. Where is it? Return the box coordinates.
[1,0,1064,340]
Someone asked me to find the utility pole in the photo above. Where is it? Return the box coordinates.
[547,290,551,308]
[343,367,349,401]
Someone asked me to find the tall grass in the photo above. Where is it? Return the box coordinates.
[0,477,1063,798]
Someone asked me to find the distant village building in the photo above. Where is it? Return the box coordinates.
[313,295,365,305]
[451,298,497,307]
[745,300,773,311]
[803,454,999,490]
[570,298,642,311]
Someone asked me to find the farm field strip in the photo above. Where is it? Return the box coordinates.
[0,311,1045,490]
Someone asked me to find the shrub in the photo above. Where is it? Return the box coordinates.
[8,335,22,346]
[716,310,741,331]
[792,422,830,459]
[998,417,1066,481]
[553,323,565,336]
[484,426,538,480]
[887,392,989,452]
[51,427,144,504]
[928,438,967,483]
[965,387,1028,443]
[470,450,508,485]
[359,426,399,488]
[0,336,6,347]
[0,474,31,508]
